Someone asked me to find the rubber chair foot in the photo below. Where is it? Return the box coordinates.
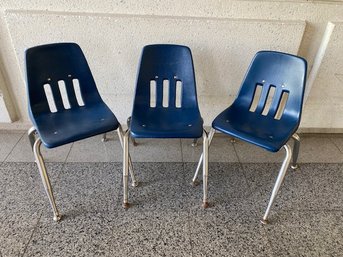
[191,180,200,187]
[122,202,130,209]
[260,219,269,225]
[291,164,298,170]
[202,202,209,208]
[53,214,62,222]
[131,181,139,187]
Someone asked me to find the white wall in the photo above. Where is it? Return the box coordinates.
[0,0,342,131]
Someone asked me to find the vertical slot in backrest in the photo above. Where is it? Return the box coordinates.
[72,79,85,106]
[249,84,263,112]
[274,91,289,120]
[150,80,156,107]
[43,83,57,113]
[58,80,71,109]
[175,80,182,108]
[261,86,276,116]
[162,79,169,107]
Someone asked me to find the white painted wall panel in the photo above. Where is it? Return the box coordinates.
[5,11,305,125]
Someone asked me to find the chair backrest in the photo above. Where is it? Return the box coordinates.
[233,51,307,124]
[25,43,102,117]
[133,44,200,112]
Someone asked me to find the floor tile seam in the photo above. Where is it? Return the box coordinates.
[329,137,343,154]
[20,211,43,257]
[64,141,76,163]
[232,141,254,197]
[180,138,185,163]
[234,162,343,165]
[3,131,25,162]
[62,142,74,164]
[62,161,189,164]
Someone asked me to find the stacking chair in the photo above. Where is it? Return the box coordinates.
[25,43,137,221]
[192,51,307,223]
[122,44,208,208]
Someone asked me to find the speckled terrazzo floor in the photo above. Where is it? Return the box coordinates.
[0,131,343,256]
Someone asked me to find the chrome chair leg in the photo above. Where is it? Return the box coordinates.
[202,130,209,208]
[131,137,138,146]
[192,138,198,147]
[33,138,61,222]
[191,128,215,186]
[102,133,108,142]
[28,127,37,150]
[261,144,292,224]
[122,129,130,208]
[117,125,138,187]
[127,116,138,146]
[291,133,300,170]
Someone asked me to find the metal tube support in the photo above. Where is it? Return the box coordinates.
[191,128,215,186]
[122,129,130,208]
[261,144,292,224]
[131,137,138,146]
[33,138,61,222]
[102,133,108,142]
[192,138,198,147]
[291,133,300,170]
[117,126,138,187]
[202,130,209,208]
[127,117,138,146]
[28,127,37,151]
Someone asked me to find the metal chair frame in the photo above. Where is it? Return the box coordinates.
[25,43,138,221]
[192,51,306,224]
[122,44,208,208]
[192,129,300,223]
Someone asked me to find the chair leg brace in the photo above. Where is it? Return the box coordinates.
[122,129,130,208]
[192,128,215,186]
[28,127,37,150]
[117,125,138,187]
[33,137,62,222]
[291,133,300,170]
[261,144,292,224]
[202,129,209,208]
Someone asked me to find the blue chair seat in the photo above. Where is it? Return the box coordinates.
[212,107,297,152]
[122,44,208,208]
[131,108,203,138]
[33,103,119,148]
[193,50,308,223]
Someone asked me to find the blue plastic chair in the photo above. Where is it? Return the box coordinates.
[192,51,307,223]
[26,42,137,221]
[123,44,209,208]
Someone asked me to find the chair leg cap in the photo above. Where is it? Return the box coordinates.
[260,219,269,225]
[191,180,200,187]
[123,202,130,209]
[131,181,139,187]
[53,214,62,222]
[202,202,209,208]
[291,164,298,170]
